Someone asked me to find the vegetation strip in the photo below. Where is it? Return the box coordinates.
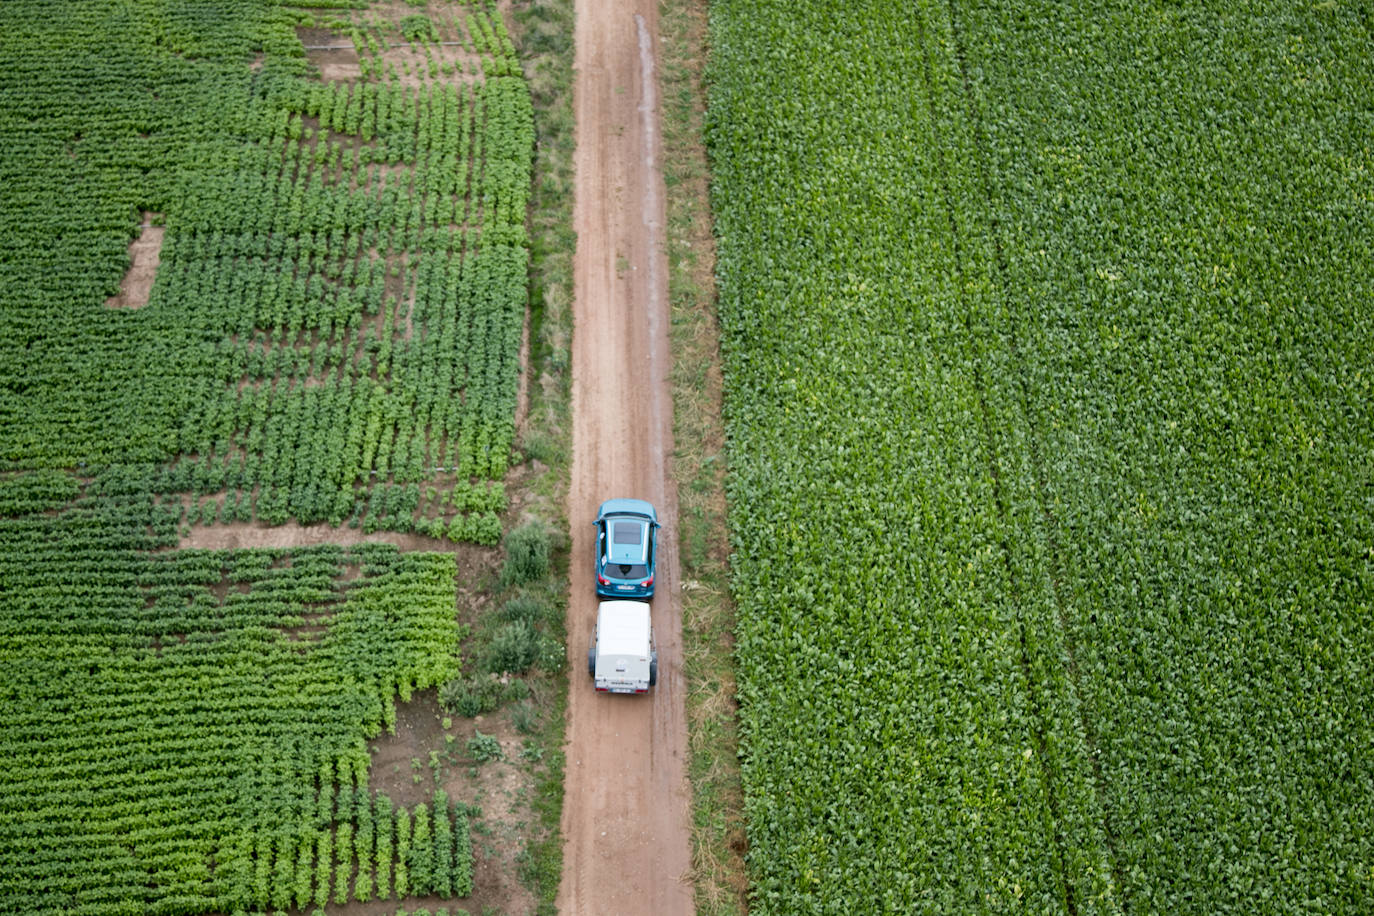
[658,0,747,912]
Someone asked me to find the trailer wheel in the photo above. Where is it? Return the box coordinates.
[587,647,596,677]
[648,658,658,687]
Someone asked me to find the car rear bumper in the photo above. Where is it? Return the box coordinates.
[594,679,650,694]
[595,583,653,600]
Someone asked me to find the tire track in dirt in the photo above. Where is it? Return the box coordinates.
[557,1,694,913]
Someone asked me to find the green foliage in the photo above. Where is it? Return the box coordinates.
[0,469,80,516]
[295,828,315,908]
[353,788,374,902]
[498,593,555,627]
[440,673,503,717]
[410,802,433,896]
[399,14,438,44]
[451,802,473,897]
[510,701,539,736]
[333,822,353,906]
[708,0,1374,913]
[501,520,551,585]
[394,807,412,898]
[374,794,394,900]
[0,3,529,910]
[0,506,461,912]
[0,0,535,545]
[482,618,541,674]
[439,672,530,717]
[313,829,332,909]
[432,790,454,897]
[467,730,503,764]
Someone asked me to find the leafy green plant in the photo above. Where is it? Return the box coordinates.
[399,14,437,44]
[410,802,433,895]
[374,794,394,900]
[313,829,332,909]
[440,675,497,717]
[498,593,554,626]
[432,790,454,896]
[353,788,374,902]
[333,823,352,905]
[394,807,412,898]
[467,730,503,764]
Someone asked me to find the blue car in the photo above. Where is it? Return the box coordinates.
[595,498,660,599]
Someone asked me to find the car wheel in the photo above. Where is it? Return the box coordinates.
[587,647,596,677]
[648,657,658,688]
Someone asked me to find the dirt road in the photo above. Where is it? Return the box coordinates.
[557,0,694,913]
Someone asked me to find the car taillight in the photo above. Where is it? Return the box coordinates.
[597,574,609,585]
[641,577,653,587]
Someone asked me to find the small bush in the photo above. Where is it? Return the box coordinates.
[398,14,436,43]
[439,674,531,717]
[501,521,550,585]
[519,430,560,464]
[483,619,540,674]
[535,634,566,673]
[467,731,503,763]
[439,676,501,717]
[499,594,552,626]
[510,700,539,735]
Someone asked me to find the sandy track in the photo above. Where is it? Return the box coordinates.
[556,0,694,913]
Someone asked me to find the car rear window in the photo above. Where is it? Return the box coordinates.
[612,521,643,545]
[612,564,649,579]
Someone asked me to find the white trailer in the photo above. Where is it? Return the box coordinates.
[587,600,658,694]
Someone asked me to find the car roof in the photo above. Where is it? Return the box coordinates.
[596,497,658,523]
[606,516,649,564]
[597,601,652,655]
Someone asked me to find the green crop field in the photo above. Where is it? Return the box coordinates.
[0,0,532,541]
[707,0,1372,913]
[0,1,535,913]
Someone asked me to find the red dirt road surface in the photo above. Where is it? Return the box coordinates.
[557,0,694,913]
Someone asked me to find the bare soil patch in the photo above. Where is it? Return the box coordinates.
[300,5,490,89]
[310,47,363,83]
[106,212,163,309]
[298,25,361,83]
[179,518,452,553]
[368,688,450,812]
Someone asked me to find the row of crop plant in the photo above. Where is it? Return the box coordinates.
[236,787,472,911]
